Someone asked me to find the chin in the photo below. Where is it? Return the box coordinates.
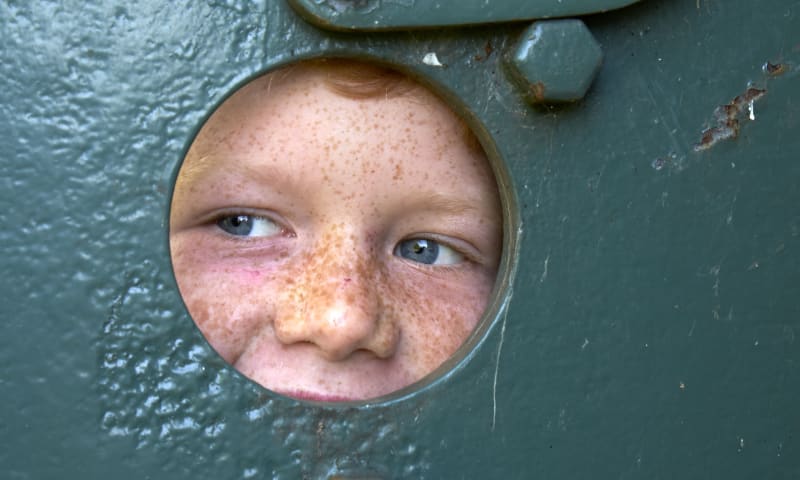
[275,389,364,403]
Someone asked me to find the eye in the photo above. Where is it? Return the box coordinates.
[216,214,281,237]
[394,238,464,266]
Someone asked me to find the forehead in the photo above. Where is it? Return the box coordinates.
[184,65,496,190]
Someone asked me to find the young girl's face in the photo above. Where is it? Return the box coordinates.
[170,66,502,402]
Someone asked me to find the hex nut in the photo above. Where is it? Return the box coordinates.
[507,19,603,104]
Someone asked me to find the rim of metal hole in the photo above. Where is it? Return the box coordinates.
[164,53,521,408]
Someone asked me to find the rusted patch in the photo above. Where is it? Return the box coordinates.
[530,82,546,102]
[694,120,740,152]
[474,41,494,61]
[485,41,494,58]
[762,61,788,76]
[693,86,766,152]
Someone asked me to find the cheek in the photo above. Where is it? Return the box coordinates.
[171,239,286,363]
[381,266,494,379]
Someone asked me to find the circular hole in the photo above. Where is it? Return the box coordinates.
[169,58,511,404]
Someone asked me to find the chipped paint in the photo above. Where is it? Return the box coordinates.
[693,86,766,152]
[422,52,443,67]
[763,61,789,76]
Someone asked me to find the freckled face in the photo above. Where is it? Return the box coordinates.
[169,66,502,401]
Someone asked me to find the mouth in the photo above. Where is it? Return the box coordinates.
[278,389,360,403]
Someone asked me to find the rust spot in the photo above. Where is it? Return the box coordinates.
[530,82,546,102]
[693,85,766,152]
[732,87,767,110]
[763,61,787,76]
[713,104,738,122]
[474,41,494,61]
[695,121,739,152]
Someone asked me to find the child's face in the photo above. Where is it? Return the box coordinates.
[170,66,502,402]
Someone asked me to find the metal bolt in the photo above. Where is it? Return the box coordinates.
[506,19,603,104]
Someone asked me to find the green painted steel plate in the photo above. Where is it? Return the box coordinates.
[1,0,799,478]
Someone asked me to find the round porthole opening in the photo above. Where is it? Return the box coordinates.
[168,58,513,404]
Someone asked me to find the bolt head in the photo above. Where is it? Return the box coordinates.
[507,19,603,104]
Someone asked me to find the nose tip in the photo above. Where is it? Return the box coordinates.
[274,269,399,362]
[309,294,390,361]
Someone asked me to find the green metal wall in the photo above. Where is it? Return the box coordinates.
[1,0,799,478]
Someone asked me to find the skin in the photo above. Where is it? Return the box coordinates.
[169,64,502,402]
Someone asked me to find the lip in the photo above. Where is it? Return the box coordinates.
[278,389,360,403]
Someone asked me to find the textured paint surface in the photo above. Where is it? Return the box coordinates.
[288,0,643,30]
[1,0,800,479]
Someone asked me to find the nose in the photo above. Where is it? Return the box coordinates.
[273,238,399,361]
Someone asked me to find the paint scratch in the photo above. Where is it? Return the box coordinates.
[492,291,512,431]
[539,254,550,283]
